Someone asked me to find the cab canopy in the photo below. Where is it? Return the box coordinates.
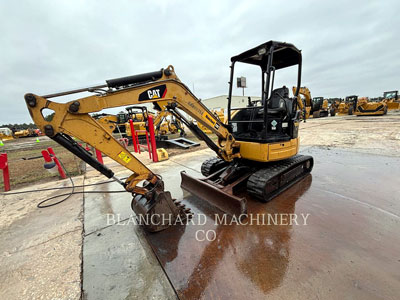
[230,40,301,70]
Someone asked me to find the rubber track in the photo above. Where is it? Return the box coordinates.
[247,155,313,202]
[201,157,225,177]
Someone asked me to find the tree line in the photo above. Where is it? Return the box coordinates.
[0,123,38,130]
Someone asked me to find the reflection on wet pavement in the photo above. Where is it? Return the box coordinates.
[145,149,400,299]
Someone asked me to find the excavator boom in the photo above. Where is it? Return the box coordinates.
[25,65,240,231]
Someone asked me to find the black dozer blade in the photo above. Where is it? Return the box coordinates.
[180,171,247,217]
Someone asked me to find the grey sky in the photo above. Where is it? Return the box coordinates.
[0,0,399,123]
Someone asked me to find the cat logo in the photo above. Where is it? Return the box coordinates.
[148,89,161,99]
[139,84,167,101]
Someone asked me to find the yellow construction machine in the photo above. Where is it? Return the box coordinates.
[95,105,184,139]
[351,96,387,116]
[24,41,313,232]
[292,86,313,119]
[383,91,400,110]
[327,98,340,116]
[0,127,14,141]
[292,87,332,118]
[311,97,329,118]
[338,95,357,115]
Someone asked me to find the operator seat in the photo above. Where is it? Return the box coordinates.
[267,86,289,115]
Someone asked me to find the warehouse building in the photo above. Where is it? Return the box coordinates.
[201,95,261,110]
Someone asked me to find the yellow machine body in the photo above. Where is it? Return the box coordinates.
[156,148,169,161]
[237,137,299,162]
[354,97,387,116]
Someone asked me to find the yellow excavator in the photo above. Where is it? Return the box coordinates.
[24,41,313,232]
[95,105,184,139]
[292,86,313,119]
[292,87,331,118]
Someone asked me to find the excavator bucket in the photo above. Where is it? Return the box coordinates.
[131,189,190,232]
[180,171,247,217]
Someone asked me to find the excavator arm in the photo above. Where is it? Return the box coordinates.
[24,65,238,231]
[292,86,313,119]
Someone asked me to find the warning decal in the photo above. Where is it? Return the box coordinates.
[118,151,132,163]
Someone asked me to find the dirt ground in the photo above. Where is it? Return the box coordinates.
[299,111,400,156]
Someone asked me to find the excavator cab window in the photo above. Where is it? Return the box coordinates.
[312,97,324,111]
[117,112,129,124]
[227,41,302,143]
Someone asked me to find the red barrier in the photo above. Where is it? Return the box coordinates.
[47,147,67,179]
[0,153,10,192]
[118,138,129,148]
[129,119,138,153]
[148,115,158,162]
[95,149,103,164]
[136,132,141,154]
[145,131,152,159]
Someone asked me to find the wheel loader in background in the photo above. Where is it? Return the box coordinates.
[311,97,329,118]
[327,98,341,116]
[24,41,313,232]
[383,91,400,110]
[338,95,358,115]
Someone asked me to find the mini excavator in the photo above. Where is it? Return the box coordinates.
[25,41,313,232]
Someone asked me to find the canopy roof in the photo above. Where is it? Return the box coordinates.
[230,40,301,70]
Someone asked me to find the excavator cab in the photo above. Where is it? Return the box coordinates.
[228,41,301,144]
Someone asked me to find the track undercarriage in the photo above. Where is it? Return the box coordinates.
[181,155,314,217]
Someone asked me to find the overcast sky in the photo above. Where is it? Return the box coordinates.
[0,0,399,124]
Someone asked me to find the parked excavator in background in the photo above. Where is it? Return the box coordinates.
[24,41,313,232]
[292,86,313,119]
[383,91,400,110]
[95,105,185,142]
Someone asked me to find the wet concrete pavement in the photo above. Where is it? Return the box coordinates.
[82,173,178,300]
[83,147,400,299]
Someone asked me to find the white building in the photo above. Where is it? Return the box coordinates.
[201,95,261,111]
